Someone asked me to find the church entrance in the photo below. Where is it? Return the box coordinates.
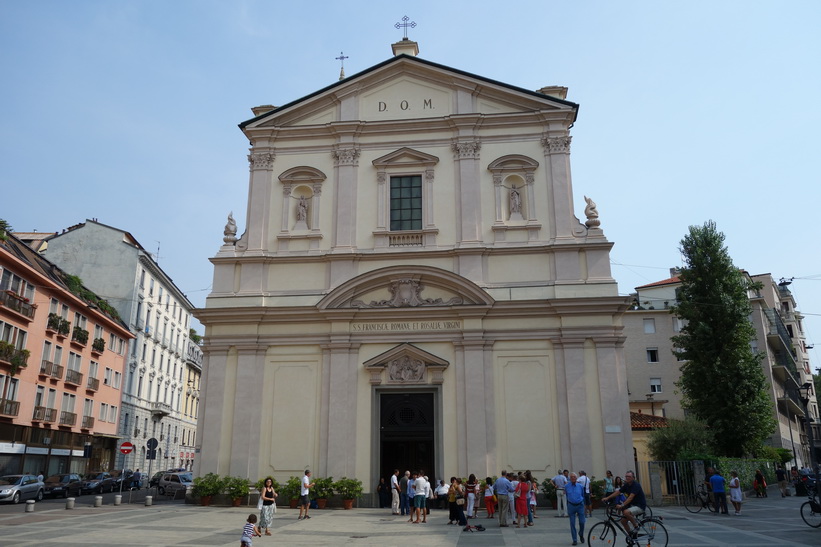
[379,392,435,488]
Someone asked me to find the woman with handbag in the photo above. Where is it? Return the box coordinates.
[465,474,478,518]
[453,477,468,526]
[258,477,277,535]
[514,473,530,527]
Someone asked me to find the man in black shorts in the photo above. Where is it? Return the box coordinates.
[298,470,314,520]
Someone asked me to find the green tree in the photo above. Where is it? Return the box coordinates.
[646,417,715,461]
[671,220,775,457]
[0,219,11,241]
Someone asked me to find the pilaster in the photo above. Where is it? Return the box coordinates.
[242,149,276,254]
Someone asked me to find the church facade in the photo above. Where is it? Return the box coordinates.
[195,39,632,493]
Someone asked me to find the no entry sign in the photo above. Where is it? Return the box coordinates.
[119,441,134,454]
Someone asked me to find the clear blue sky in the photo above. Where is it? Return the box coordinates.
[2,0,820,362]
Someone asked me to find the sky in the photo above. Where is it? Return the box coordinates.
[2,0,820,364]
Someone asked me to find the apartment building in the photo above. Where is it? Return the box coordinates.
[0,231,133,475]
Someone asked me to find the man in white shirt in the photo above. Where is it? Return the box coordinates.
[298,469,315,520]
[577,471,592,517]
[391,469,400,514]
[553,470,569,517]
[412,472,428,523]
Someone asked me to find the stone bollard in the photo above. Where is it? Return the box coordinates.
[94,495,103,507]
[66,497,75,509]
[25,500,35,512]
[145,495,153,506]
[114,495,122,506]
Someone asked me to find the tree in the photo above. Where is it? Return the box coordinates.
[0,219,11,241]
[646,418,715,461]
[671,220,775,457]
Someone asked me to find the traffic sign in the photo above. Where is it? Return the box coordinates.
[146,449,157,460]
[147,437,159,449]
[119,441,134,454]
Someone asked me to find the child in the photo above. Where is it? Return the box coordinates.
[484,476,495,519]
[241,513,262,546]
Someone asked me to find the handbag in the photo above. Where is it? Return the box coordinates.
[456,498,465,506]
[256,497,263,510]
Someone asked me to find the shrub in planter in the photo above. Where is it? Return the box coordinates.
[193,473,225,505]
[225,476,251,506]
[333,477,363,509]
[313,476,334,509]
[280,476,302,508]
[541,478,557,508]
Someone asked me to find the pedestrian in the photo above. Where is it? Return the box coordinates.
[494,470,513,527]
[399,471,410,516]
[447,476,458,524]
[377,477,390,508]
[484,476,496,518]
[465,473,478,518]
[775,466,788,497]
[604,470,615,497]
[259,477,277,535]
[390,469,400,514]
[412,471,428,523]
[453,477,468,526]
[552,469,568,517]
[578,470,592,517]
[435,479,449,510]
[753,469,767,497]
[728,470,743,515]
[240,514,262,547]
[613,476,625,504]
[406,472,417,522]
[298,470,314,520]
[565,472,586,545]
[508,472,518,522]
[529,477,538,523]
[514,473,530,527]
[709,470,728,514]
[132,469,142,490]
[602,471,646,537]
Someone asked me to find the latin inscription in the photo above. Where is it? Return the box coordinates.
[351,320,461,332]
[377,98,434,112]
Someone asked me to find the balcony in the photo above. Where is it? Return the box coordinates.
[0,290,36,320]
[59,411,77,426]
[47,313,71,337]
[387,231,424,247]
[0,399,20,417]
[81,415,95,429]
[65,369,84,386]
[86,377,100,392]
[91,337,105,355]
[71,326,89,347]
[0,342,29,374]
[150,401,172,417]
[39,359,55,377]
[32,406,57,422]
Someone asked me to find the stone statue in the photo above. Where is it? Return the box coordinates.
[509,186,522,214]
[223,212,237,244]
[584,196,601,228]
[296,196,308,221]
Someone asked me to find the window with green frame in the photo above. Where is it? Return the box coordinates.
[389,175,422,231]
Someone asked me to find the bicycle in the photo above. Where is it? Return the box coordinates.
[588,502,668,546]
[800,489,821,528]
[683,483,716,514]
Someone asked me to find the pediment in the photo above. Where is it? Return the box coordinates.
[241,56,577,130]
[363,343,449,385]
[373,147,439,168]
[317,265,494,310]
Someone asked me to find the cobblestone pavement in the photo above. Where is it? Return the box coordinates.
[0,489,819,546]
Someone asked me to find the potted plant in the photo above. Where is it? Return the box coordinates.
[541,478,557,510]
[590,479,606,508]
[313,476,334,509]
[192,473,224,506]
[225,476,251,507]
[333,477,363,509]
[281,476,302,509]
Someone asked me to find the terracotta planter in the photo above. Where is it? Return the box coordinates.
[232,497,243,507]
[316,498,328,509]
[200,495,213,506]
[342,499,354,510]
[289,498,298,509]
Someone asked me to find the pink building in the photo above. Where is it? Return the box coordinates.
[0,230,134,475]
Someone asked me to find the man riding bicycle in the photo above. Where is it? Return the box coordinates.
[602,471,647,535]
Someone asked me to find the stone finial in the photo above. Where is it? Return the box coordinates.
[584,196,601,228]
[223,212,238,244]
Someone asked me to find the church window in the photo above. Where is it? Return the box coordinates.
[390,176,422,231]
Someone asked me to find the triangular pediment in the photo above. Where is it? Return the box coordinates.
[240,55,577,130]
[372,147,439,168]
[363,343,449,385]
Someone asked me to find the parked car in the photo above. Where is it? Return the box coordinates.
[158,472,192,496]
[44,473,82,498]
[79,471,114,494]
[0,474,44,504]
[110,469,134,490]
[149,471,165,488]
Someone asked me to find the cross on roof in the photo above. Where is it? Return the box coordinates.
[335,51,349,69]
[394,15,416,39]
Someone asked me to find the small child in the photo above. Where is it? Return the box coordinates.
[241,513,262,546]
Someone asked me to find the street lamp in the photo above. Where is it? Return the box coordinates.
[797,382,818,475]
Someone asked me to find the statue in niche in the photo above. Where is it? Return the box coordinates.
[584,195,601,228]
[291,194,310,230]
[501,183,524,220]
[223,212,237,244]
[388,355,425,382]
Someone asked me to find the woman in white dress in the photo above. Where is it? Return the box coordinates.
[728,470,743,515]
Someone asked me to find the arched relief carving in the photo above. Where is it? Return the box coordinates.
[316,265,494,310]
[363,343,449,385]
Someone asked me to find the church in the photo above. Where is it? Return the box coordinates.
[194,36,633,498]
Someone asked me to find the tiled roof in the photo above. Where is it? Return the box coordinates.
[635,276,681,290]
[630,412,669,430]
